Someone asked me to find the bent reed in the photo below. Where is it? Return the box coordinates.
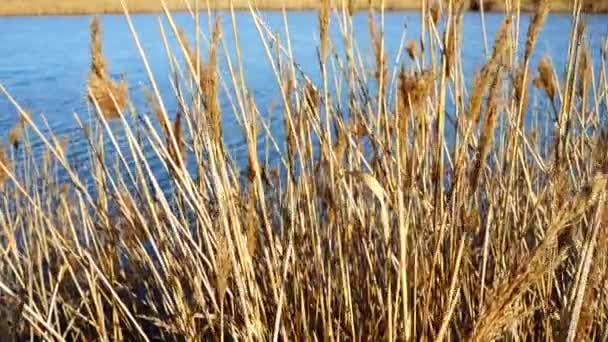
[1,0,608,340]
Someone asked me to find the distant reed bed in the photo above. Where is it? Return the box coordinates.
[1,0,608,340]
[1,0,608,15]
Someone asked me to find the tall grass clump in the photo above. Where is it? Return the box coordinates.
[1,0,608,340]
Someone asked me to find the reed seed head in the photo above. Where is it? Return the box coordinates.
[398,68,434,115]
[177,28,198,71]
[368,13,386,87]
[513,67,529,124]
[569,174,607,219]
[490,17,512,64]
[466,17,511,128]
[147,88,184,169]
[304,81,319,113]
[87,16,128,119]
[0,143,11,188]
[533,56,556,100]
[88,75,129,119]
[179,21,222,142]
[334,127,348,162]
[207,18,222,142]
[170,111,185,168]
[444,8,463,78]
[406,39,418,61]
[8,116,24,150]
[467,68,492,127]
[319,0,330,63]
[472,71,502,189]
[89,16,106,78]
[578,45,592,101]
[524,0,550,63]
[430,1,442,25]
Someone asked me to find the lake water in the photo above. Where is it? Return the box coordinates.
[0,11,607,185]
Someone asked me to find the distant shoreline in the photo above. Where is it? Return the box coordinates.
[0,1,606,17]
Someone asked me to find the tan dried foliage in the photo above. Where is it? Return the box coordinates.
[524,0,550,63]
[177,20,222,142]
[246,192,258,257]
[466,17,511,127]
[430,1,442,25]
[398,67,434,115]
[216,234,231,304]
[472,71,502,189]
[368,13,386,87]
[319,0,330,63]
[0,143,10,188]
[8,116,24,149]
[87,16,128,119]
[406,39,418,61]
[533,57,557,100]
[578,45,592,101]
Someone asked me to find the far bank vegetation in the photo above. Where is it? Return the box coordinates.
[0,0,607,15]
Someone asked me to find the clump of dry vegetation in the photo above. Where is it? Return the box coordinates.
[1,0,608,340]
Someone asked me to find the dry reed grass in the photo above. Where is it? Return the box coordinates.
[0,143,10,188]
[7,115,24,149]
[87,16,128,118]
[533,56,557,100]
[0,0,608,340]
